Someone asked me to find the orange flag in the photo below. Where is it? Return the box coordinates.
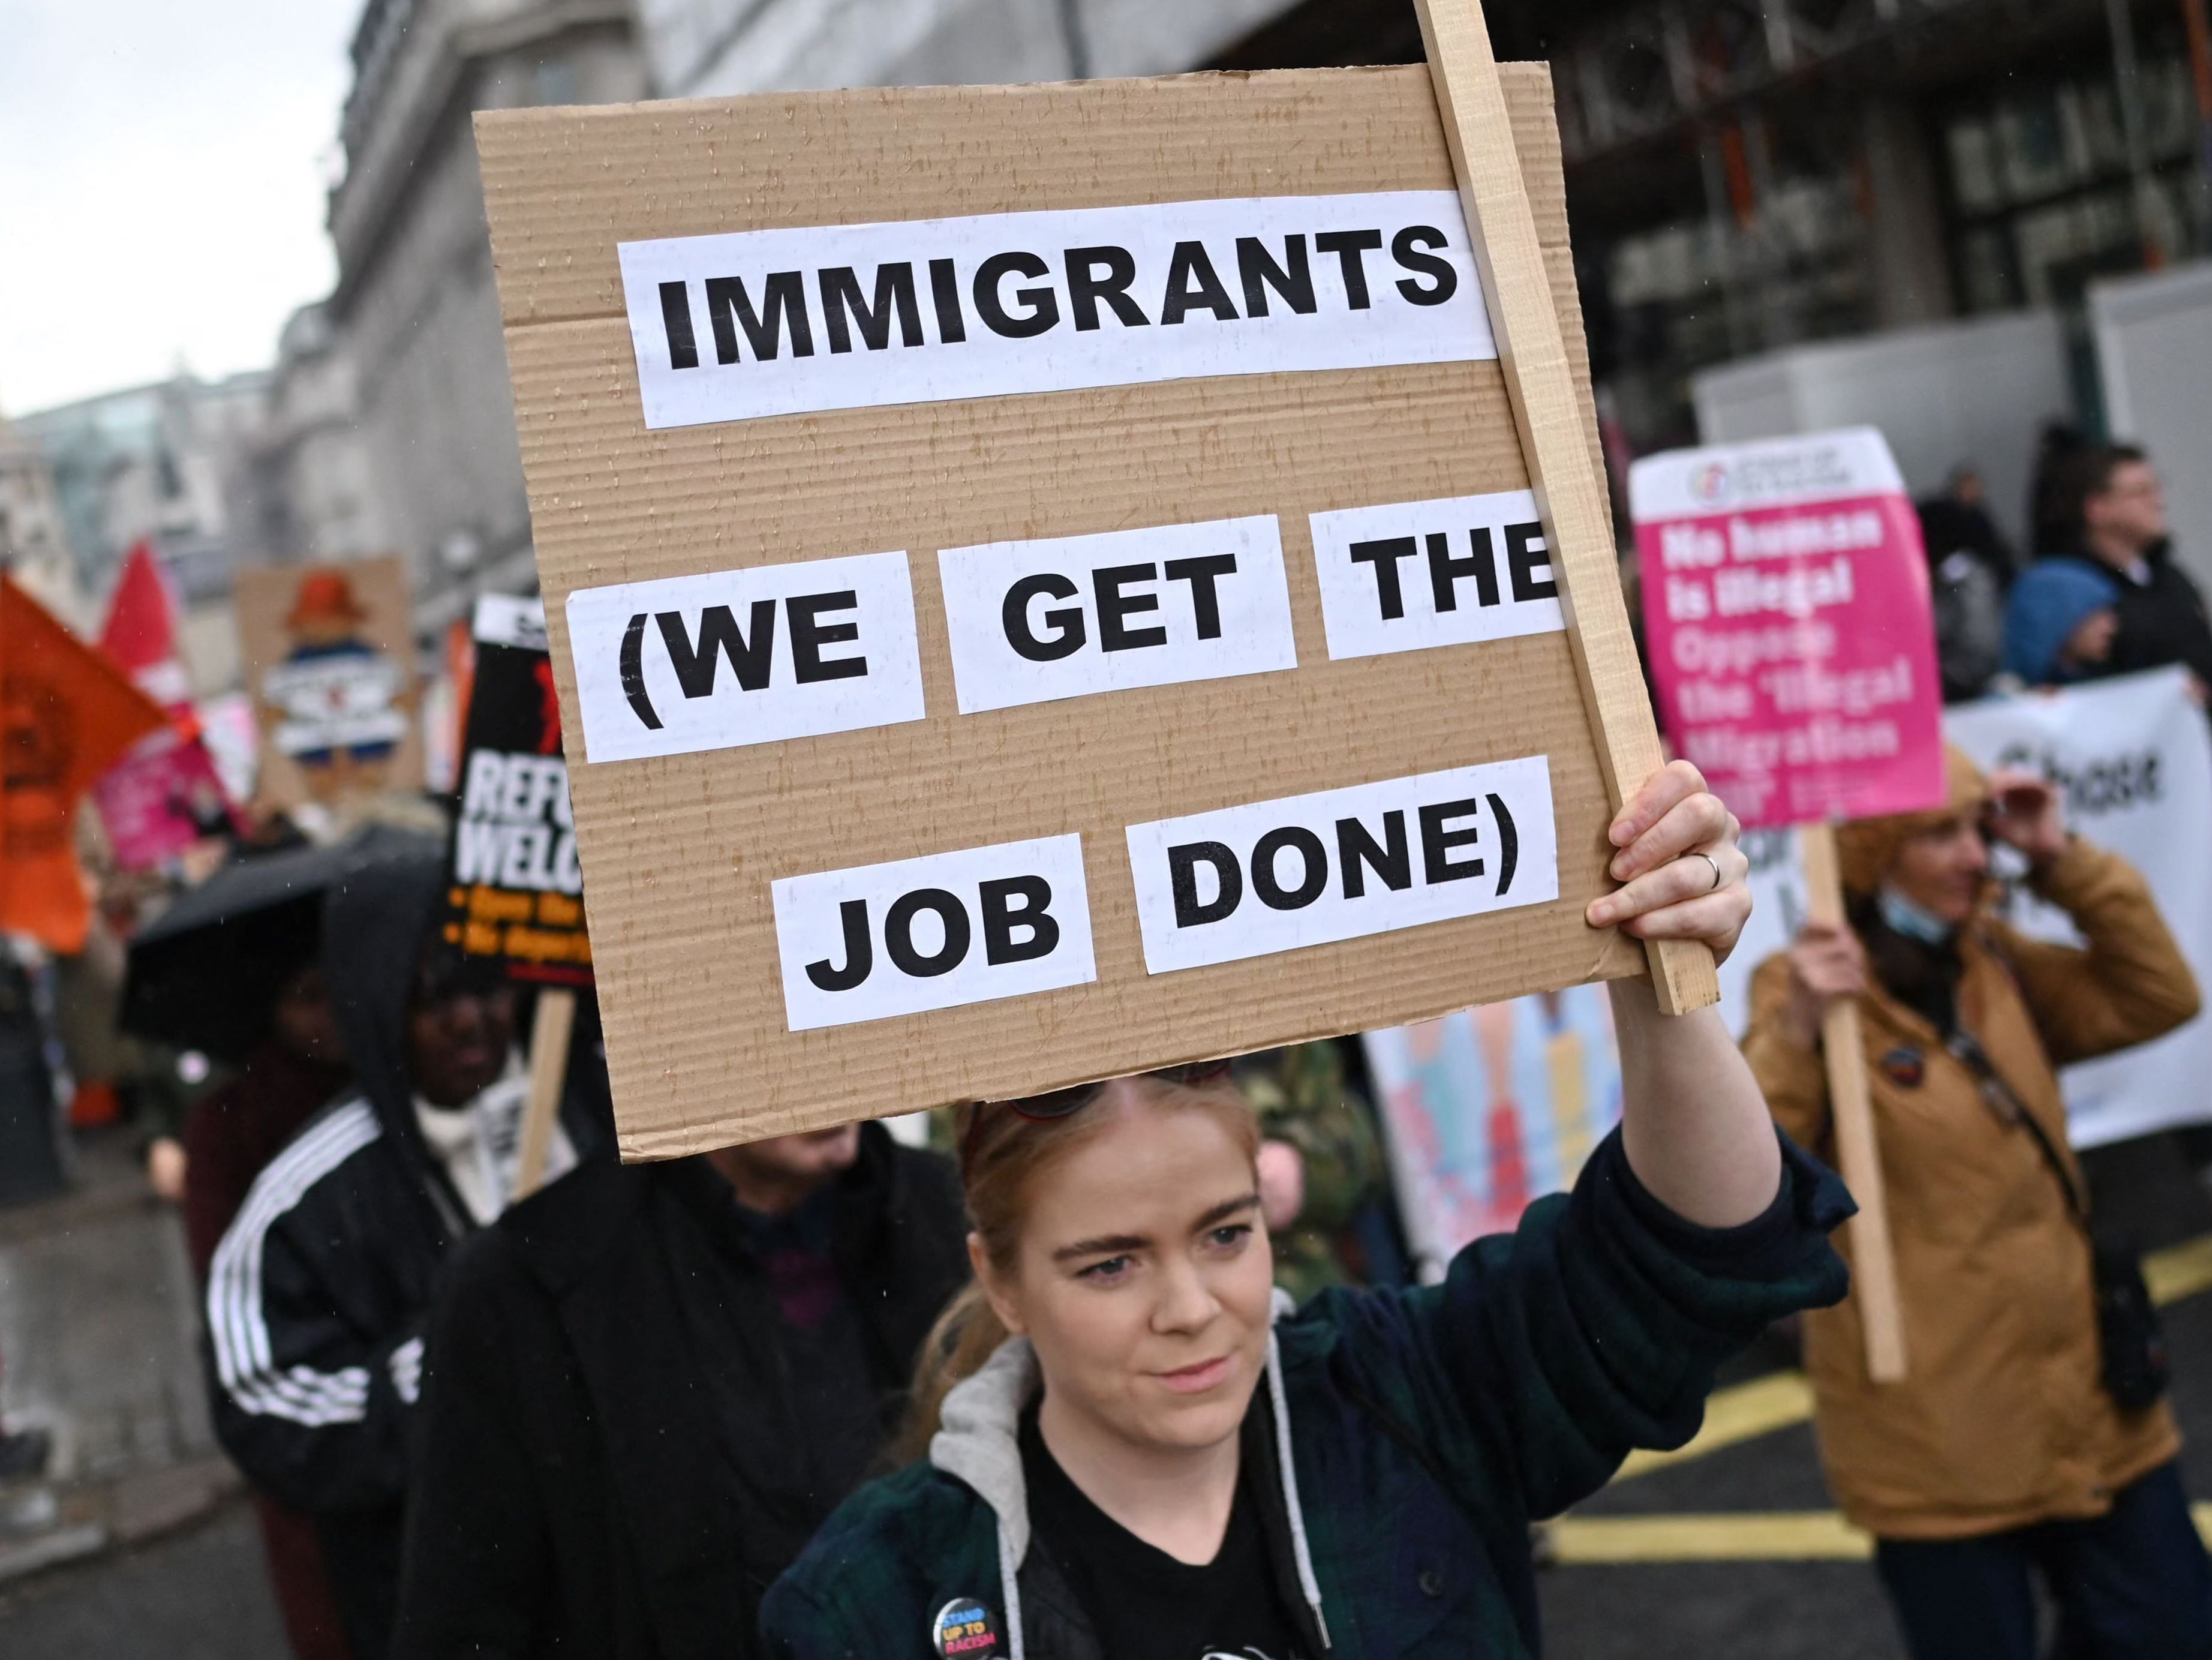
[1,577,166,951]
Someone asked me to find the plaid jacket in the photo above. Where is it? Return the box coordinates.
[762,1129,1851,1660]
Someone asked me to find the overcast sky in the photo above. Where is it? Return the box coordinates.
[0,0,361,418]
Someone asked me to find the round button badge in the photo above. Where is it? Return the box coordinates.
[931,1596,1000,1658]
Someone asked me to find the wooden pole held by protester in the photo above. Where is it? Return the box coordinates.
[1411,0,1720,1016]
[1799,823,1908,1383]
[513,987,576,1202]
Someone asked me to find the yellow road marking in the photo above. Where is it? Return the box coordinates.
[1609,1230,2212,1486]
[1614,1371,1816,1482]
[1547,1505,2212,1565]
[2146,1232,2212,1307]
[1549,1511,1873,1563]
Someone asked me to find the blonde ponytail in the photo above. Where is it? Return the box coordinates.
[894,1281,1010,1465]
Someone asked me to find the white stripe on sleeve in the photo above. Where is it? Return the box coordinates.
[388,1335,423,1406]
[208,1101,384,1426]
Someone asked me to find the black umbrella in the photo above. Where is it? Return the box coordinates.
[121,823,434,1064]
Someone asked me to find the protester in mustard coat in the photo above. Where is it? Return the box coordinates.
[1743,744,2210,1659]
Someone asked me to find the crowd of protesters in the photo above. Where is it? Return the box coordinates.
[4,431,2205,1660]
[1919,434,2212,709]
[167,754,1835,1660]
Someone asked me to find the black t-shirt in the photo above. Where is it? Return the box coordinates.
[1020,1406,1311,1660]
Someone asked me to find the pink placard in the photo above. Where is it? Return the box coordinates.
[94,728,238,869]
[1630,428,1945,830]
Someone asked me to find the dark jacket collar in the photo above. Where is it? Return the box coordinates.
[497,1118,912,1295]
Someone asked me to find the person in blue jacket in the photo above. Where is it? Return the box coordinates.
[761,761,1852,1660]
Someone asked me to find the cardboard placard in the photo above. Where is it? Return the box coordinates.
[235,558,423,812]
[477,64,1669,1157]
[438,596,593,987]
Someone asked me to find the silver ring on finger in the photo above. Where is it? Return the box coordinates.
[1695,851,1723,892]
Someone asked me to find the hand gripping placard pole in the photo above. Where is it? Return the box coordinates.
[1412,0,1720,1016]
[1800,823,1909,1382]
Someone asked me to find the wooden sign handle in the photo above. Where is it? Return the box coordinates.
[1412,0,1718,1016]
[1799,823,1908,1382]
[512,987,576,1203]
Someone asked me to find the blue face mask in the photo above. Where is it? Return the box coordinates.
[1877,884,1955,947]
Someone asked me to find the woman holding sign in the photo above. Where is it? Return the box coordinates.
[762,762,1849,1660]
[1744,748,2210,1660]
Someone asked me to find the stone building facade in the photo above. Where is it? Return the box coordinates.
[313,0,2212,634]
[13,376,273,689]
[0,412,84,629]
[641,0,1298,97]
[324,0,648,633]
[315,0,1314,642]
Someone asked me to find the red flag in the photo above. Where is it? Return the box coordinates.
[98,542,194,716]
[91,544,241,868]
[1,577,166,950]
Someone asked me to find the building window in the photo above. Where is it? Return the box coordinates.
[1941,41,2204,314]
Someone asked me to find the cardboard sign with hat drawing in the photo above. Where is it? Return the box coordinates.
[235,557,422,812]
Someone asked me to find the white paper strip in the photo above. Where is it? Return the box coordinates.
[1308,488,1566,661]
[565,550,926,764]
[773,833,1098,1031]
[619,191,1497,428]
[1124,756,1559,974]
[937,515,1298,714]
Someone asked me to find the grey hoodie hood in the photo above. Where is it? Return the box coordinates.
[928,1290,1330,1659]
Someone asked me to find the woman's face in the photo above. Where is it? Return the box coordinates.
[979,1080,1273,1457]
[1889,811,1990,925]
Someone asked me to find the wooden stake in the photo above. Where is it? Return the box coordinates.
[1412,0,1720,1016]
[512,987,576,1203]
[1799,823,1908,1383]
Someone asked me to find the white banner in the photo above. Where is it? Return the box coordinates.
[619,192,1497,428]
[1947,668,2212,1146]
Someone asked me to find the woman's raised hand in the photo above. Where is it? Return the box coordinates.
[1781,922,1868,1048]
[1584,760,1752,963]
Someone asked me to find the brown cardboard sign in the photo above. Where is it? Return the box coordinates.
[477,64,1666,1160]
[235,557,422,813]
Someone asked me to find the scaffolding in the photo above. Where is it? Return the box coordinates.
[1559,0,2010,163]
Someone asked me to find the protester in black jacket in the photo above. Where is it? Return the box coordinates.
[391,1118,967,1660]
[206,839,605,1660]
[2004,443,2212,697]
